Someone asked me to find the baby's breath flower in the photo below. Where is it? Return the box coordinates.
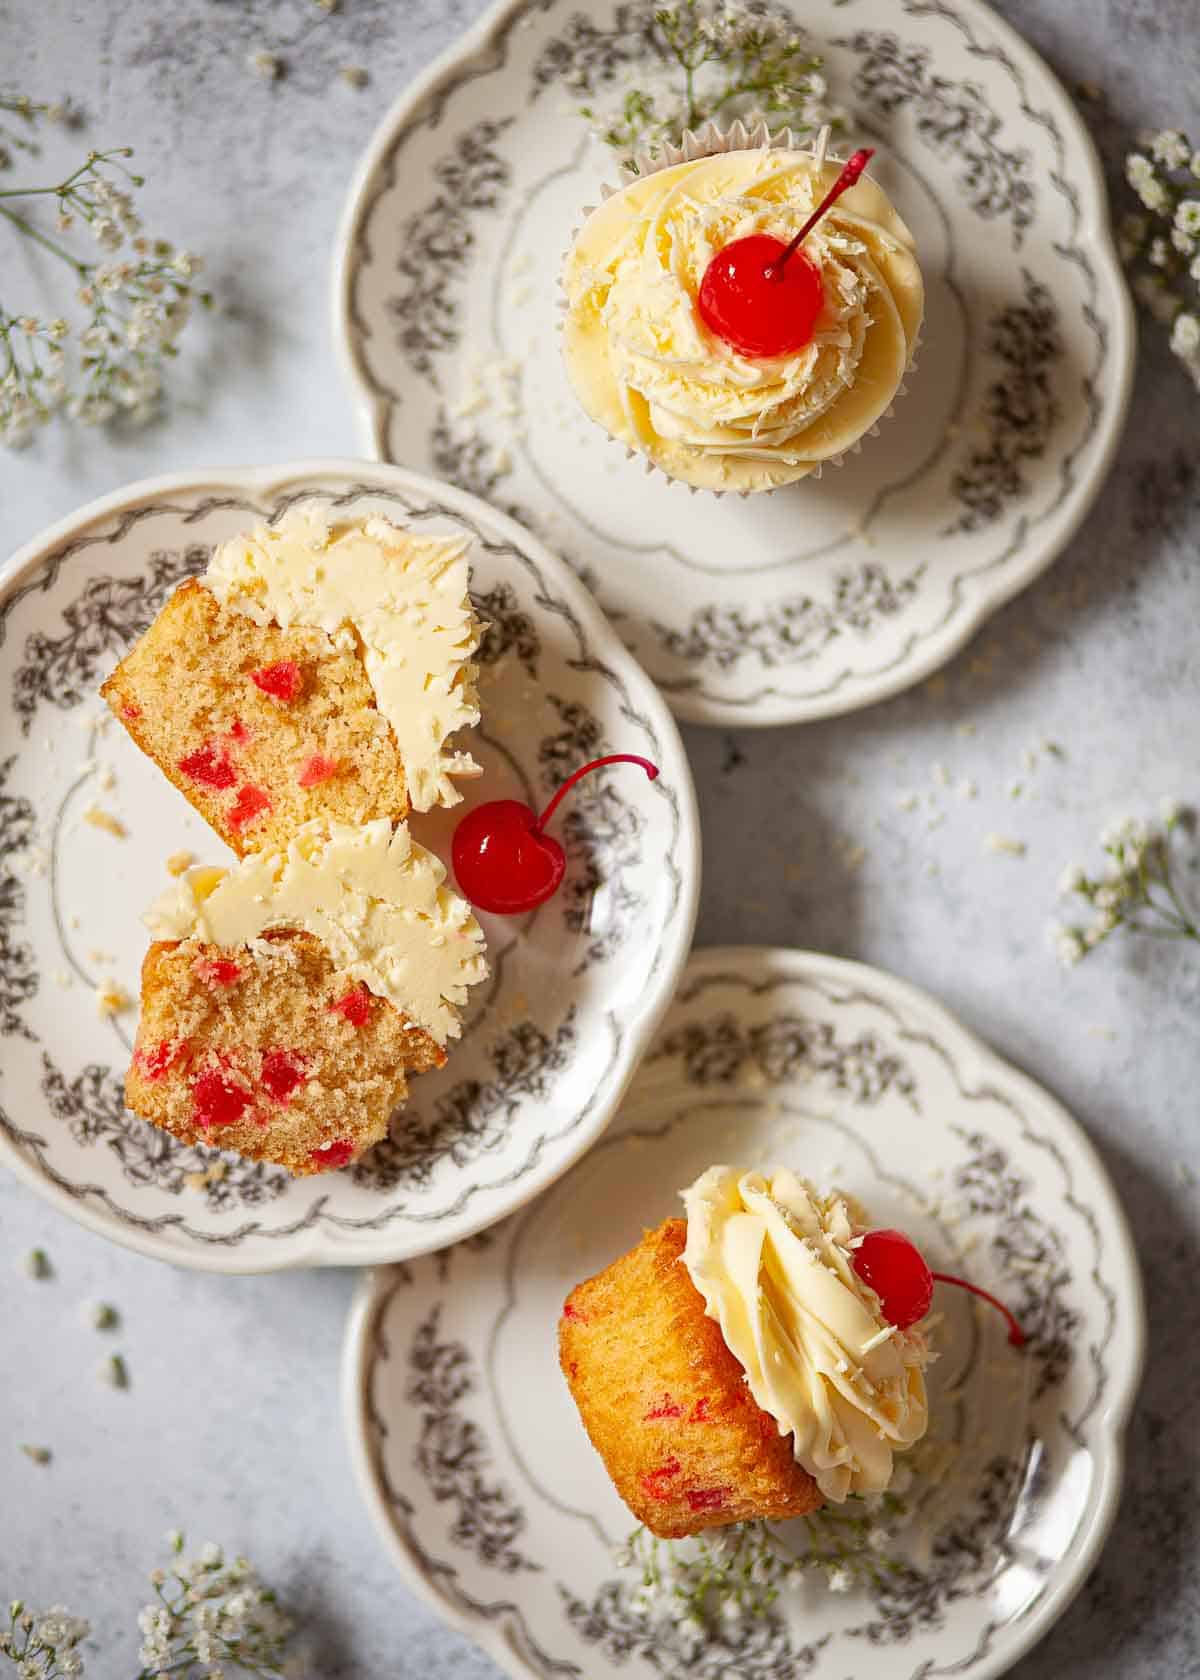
[0,113,209,446]
[1175,199,1200,237]
[1053,805,1198,964]
[1152,129,1192,170]
[1122,126,1200,387]
[1170,311,1200,356]
[579,0,832,171]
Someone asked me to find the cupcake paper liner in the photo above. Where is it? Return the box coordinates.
[563,118,921,499]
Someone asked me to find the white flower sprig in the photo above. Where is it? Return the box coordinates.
[136,1532,293,1678]
[1,1532,295,1679]
[1052,804,1198,967]
[581,1,833,173]
[1121,129,1200,387]
[616,1486,910,1629]
[0,101,209,447]
[0,1602,89,1679]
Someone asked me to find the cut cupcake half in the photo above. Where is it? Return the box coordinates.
[126,817,488,1175]
[101,507,483,855]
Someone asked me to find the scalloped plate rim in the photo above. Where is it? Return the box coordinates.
[0,457,702,1274]
[343,943,1145,1680]
[331,0,1137,730]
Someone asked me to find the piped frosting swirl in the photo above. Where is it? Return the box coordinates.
[682,1165,931,1501]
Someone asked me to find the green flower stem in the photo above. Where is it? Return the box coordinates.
[0,202,87,270]
[0,148,134,201]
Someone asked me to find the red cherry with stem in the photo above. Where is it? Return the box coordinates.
[452,754,659,915]
[698,234,824,358]
[852,1228,1026,1347]
[696,147,875,359]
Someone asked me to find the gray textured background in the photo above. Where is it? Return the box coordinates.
[1,1,1198,1675]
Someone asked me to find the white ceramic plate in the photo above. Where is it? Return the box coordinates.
[335,0,1134,728]
[0,460,699,1272]
[346,945,1143,1680]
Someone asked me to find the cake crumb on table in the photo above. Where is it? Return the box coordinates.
[83,805,127,838]
[984,833,1027,857]
[166,849,195,877]
[95,978,133,1017]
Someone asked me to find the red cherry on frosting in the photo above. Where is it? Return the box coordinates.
[852,1228,934,1330]
[852,1227,1026,1346]
[697,234,824,358]
[696,146,875,359]
[452,754,659,915]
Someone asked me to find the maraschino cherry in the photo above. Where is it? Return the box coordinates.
[852,1227,1026,1346]
[452,754,659,915]
[696,147,875,358]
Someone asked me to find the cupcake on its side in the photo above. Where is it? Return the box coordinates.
[561,126,923,494]
[127,817,488,1175]
[102,506,483,853]
[560,1166,933,1538]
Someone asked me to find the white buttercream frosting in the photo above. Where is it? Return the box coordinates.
[206,506,483,811]
[562,148,923,492]
[144,817,487,1045]
[681,1165,931,1501]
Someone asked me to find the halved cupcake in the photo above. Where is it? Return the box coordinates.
[127,817,487,1175]
[102,506,483,853]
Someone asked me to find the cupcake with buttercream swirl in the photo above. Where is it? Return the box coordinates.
[561,126,923,494]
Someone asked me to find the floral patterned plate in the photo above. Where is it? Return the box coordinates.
[335,0,1134,728]
[0,460,699,1272]
[345,945,1143,1680]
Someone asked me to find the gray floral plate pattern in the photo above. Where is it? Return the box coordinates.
[345,946,1144,1680]
[335,0,1134,727]
[0,461,699,1272]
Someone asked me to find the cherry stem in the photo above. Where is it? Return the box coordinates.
[534,755,659,834]
[931,1272,1026,1347]
[765,147,876,281]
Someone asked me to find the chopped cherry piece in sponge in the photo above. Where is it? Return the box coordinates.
[260,1049,308,1103]
[250,660,305,703]
[179,742,237,790]
[228,784,272,832]
[136,1039,185,1082]
[310,1138,356,1170]
[191,1069,252,1130]
[193,958,242,988]
[685,1486,730,1512]
[329,985,372,1027]
[640,1459,682,1499]
[298,753,341,789]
